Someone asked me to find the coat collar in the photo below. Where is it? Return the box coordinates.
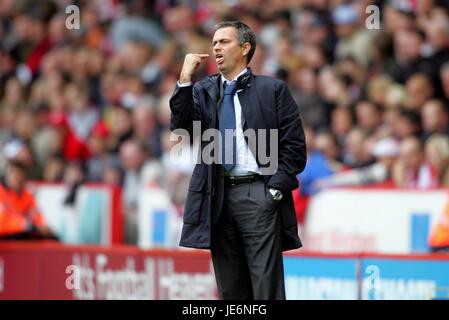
[204,67,253,99]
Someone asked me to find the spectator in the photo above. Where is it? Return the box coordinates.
[333,3,374,67]
[41,154,64,182]
[331,106,353,146]
[422,9,449,96]
[292,67,328,129]
[314,130,343,171]
[86,121,120,182]
[393,136,438,188]
[0,158,56,240]
[387,29,427,84]
[393,108,422,140]
[424,134,449,187]
[160,129,197,210]
[119,139,165,244]
[298,126,335,196]
[315,137,399,189]
[421,99,449,140]
[354,100,383,134]
[404,73,435,111]
[343,127,373,168]
[131,97,163,158]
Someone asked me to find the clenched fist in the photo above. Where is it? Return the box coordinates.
[179,53,209,83]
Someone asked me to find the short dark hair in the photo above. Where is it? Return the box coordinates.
[214,21,257,64]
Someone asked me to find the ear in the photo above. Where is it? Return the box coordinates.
[241,42,251,58]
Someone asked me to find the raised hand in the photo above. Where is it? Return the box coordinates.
[179,53,209,83]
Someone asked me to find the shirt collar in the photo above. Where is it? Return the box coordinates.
[221,68,248,85]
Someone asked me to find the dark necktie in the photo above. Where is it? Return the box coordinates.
[219,81,238,173]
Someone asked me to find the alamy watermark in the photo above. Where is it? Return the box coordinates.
[170,121,279,175]
[65,5,80,30]
[365,264,381,292]
[365,5,381,30]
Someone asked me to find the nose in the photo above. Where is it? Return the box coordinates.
[213,43,222,53]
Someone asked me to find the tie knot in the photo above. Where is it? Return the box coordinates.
[224,81,237,95]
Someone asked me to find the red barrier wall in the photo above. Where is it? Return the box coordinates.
[0,242,216,300]
[1,242,448,300]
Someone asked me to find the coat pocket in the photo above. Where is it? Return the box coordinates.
[183,191,203,225]
[188,168,206,191]
[183,164,207,225]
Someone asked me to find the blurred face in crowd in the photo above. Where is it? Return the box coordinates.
[119,42,151,74]
[417,0,435,15]
[405,74,434,110]
[394,30,420,62]
[405,31,423,61]
[110,107,132,137]
[88,135,106,156]
[367,75,393,106]
[386,8,416,32]
[421,100,449,134]
[425,19,449,50]
[318,67,347,103]
[213,26,251,79]
[345,128,370,165]
[331,107,352,137]
[394,31,408,60]
[399,138,424,173]
[42,156,64,182]
[133,104,156,137]
[425,135,449,172]
[274,35,292,60]
[65,84,89,113]
[4,78,23,106]
[14,110,35,141]
[337,58,364,85]
[102,166,121,186]
[384,108,401,136]
[395,112,421,139]
[48,14,66,43]
[120,140,145,171]
[384,85,406,110]
[302,45,326,70]
[314,132,340,161]
[6,163,27,192]
[307,22,328,46]
[355,101,382,131]
[297,68,317,94]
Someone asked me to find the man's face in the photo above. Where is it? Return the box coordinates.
[6,165,26,191]
[212,27,248,76]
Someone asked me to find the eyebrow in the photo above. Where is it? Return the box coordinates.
[212,38,231,45]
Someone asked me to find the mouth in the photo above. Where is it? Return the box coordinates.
[215,54,224,65]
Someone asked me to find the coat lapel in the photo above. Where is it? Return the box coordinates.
[203,75,220,126]
[237,75,255,131]
[236,76,258,160]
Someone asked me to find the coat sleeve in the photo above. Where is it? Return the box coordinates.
[169,83,201,136]
[267,80,307,193]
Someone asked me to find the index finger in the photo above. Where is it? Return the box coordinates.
[196,54,210,59]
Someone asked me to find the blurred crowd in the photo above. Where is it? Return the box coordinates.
[1,0,449,242]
